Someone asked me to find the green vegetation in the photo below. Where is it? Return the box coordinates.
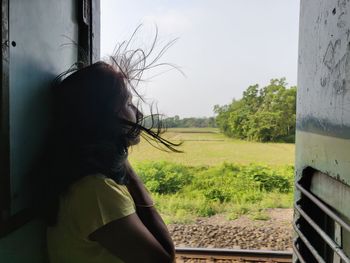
[214,78,296,142]
[129,128,295,224]
[163,116,216,128]
[134,161,294,224]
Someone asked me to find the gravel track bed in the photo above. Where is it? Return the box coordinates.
[168,209,293,251]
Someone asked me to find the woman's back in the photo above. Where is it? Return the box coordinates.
[47,174,135,263]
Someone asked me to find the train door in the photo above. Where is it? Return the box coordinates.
[0,0,100,261]
[295,0,350,262]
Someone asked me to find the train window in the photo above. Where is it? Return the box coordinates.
[294,168,350,263]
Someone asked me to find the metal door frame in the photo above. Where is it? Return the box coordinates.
[0,0,100,236]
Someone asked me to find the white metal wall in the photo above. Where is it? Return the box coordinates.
[296,0,350,260]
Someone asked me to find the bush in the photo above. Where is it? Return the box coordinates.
[204,188,229,203]
[241,164,292,193]
[134,161,294,223]
[135,161,193,194]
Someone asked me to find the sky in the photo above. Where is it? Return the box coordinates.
[101,0,300,117]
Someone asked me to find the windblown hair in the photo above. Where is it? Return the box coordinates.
[43,27,182,226]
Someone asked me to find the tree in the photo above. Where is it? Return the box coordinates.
[214,78,296,142]
[163,116,217,128]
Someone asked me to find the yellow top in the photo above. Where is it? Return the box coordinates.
[47,174,136,263]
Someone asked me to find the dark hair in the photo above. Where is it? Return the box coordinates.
[43,30,182,226]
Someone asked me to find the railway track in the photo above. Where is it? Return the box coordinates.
[175,247,293,263]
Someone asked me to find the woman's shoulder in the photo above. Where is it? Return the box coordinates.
[72,173,106,186]
[68,174,105,193]
[68,174,132,201]
[71,173,118,189]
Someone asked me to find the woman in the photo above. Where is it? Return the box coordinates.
[45,46,180,262]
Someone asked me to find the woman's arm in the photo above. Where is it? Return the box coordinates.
[89,213,173,263]
[124,161,175,261]
[88,161,175,263]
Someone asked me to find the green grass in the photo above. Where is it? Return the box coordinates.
[154,190,293,224]
[134,161,294,224]
[129,128,295,224]
[129,128,295,166]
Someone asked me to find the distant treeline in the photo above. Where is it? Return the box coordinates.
[141,115,217,128]
[163,116,217,128]
[214,78,296,143]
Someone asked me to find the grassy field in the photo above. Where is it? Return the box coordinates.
[128,128,295,224]
[129,128,295,167]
